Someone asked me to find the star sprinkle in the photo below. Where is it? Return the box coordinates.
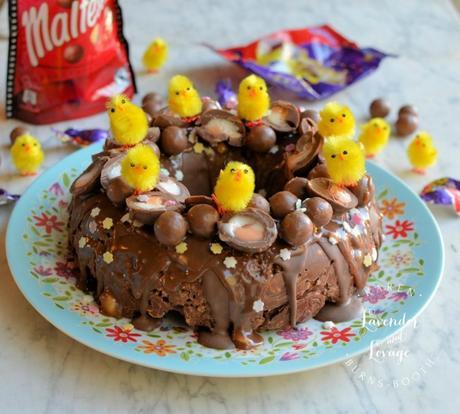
[90,207,100,217]
[224,256,237,269]
[175,242,188,254]
[210,243,223,255]
[78,237,88,248]
[279,248,291,261]
[102,217,113,230]
[88,220,97,234]
[193,142,205,154]
[175,170,184,181]
[103,251,114,264]
[252,299,264,313]
[322,321,336,329]
[363,253,373,267]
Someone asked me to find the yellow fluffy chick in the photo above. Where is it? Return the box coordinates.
[121,144,160,193]
[168,75,202,120]
[143,38,168,73]
[322,136,366,187]
[318,102,356,138]
[237,74,270,123]
[213,161,255,213]
[107,94,148,147]
[407,132,438,174]
[11,133,44,176]
[359,118,391,158]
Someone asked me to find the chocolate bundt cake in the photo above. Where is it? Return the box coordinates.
[68,98,383,350]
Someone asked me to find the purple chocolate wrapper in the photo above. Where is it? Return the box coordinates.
[420,177,460,215]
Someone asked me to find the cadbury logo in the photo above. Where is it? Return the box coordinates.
[21,0,105,67]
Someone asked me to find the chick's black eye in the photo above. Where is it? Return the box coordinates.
[343,150,348,155]
[244,169,248,174]
[259,86,263,91]
[230,168,236,173]
[22,143,25,147]
[330,118,335,123]
[143,166,147,170]
[175,91,180,96]
[34,143,37,146]
[247,86,251,90]
[111,108,115,113]
[121,99,126,104]
[130,163,135,168]
[342,113,346,118]
[186,87,190,91]
[331,154,336,159]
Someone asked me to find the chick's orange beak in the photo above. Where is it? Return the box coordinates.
[234,170,242,182]
[180,90,188,97]
[134,165,143,173]
[116,105,124,112]
[339,154,345,161]
[249,89,258,98]
[24,144,31,152]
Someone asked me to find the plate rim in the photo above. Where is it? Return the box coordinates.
[6,144,445,377]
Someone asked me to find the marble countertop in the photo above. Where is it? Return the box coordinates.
[0,0,459,413]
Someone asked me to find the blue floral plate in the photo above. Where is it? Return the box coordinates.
[6,143,444,377]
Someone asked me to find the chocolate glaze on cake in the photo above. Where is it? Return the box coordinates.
[68,103,383,350]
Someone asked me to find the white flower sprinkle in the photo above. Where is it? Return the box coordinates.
[343,222,352,233]
[90,207,100,217]
[78,237,88,248]
[252,299,264,313]
[103,251,113,264]
[268,145,279,154]
[102,217,113,230]
[328,236,338,245]
[371,247,378,262]
[323,321,336,329]
[81,295,94,305]
[175,170,184,181]
[279,248,291,261]
[210,243,223,255]
[224,256,237,269]
[88,221,97,234]
[363,254,373,267]
[175,242,188,254]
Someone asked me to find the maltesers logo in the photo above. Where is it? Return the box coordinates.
[21,0,105,67]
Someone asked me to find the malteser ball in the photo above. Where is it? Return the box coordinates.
[398,104,418,118]
[247,193,270,213]
[280,211,314,246]
[307,164,330,180]
[370,98,390,118]
[154,211,188,246]
[10,126,29,144]
[303,197,333,227]
[269,191,298,219]
[145,126,160,143]
[187,204,219,238]
[395,114,418,137]
[301,109,320,123]
[63,44,84,63]
[284,177,308,199]
[161,126,188,155]
[246,125,276,152]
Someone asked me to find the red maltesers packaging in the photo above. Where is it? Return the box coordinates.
[6,0,136,124]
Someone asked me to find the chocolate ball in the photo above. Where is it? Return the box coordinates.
[370,98,390,118]
[63,44,84,63]
[395,114,418,137]
[246,125,276,152]
[280,211,314,246]
[145,126,160,143]
[10,126,28,144]
[142,92,164,117]
[398,104,418,118]
[187,204,219,238]
[154,211,188,246]
[284,177,308,199]
[161,126,188,155]
[303,197,333,227]
[247,193,270,213]
[301,109,320,123]
[269,191,298,219]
